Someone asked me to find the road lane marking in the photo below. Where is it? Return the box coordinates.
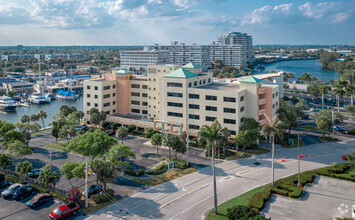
[160,184,210,209]
[236,167,259,175]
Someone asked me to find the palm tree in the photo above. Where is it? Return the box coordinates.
[151,133,162,156]
[319,84,330,109]
[162,133,175,160]
[197,120,225,215]
[116,127,128,144]
[0,153,12,170]
[16,161,33,178]
[262,114,284,185]
[299,72,312,86]
[333,80,346,112]
[38,110,47,129]
[38,168,60,187]
[345,83,355,106]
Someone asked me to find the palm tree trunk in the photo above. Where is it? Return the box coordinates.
[271,136,275,185]
[322,93,324,109]
[212,145,218,214]
[42,119,45,129]
[169,147,171,159]
[351,94,354,106]
[337,95,340,112]
[156,146,159,156]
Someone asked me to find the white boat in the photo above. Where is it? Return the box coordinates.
[0,96,17,112]
[30,93,51,104]
[56,90,79,100]
[45,93,57,100]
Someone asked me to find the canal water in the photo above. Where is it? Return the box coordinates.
[261,59,337,82]
[0,96,83,125]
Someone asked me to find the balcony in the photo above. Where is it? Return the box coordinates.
[258,108,267,116]
[258,98,267,105]
[258,87,267,95]
[259,118,268,126]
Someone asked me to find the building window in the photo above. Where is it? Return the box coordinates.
[224,108,236,113]
[276,92,278,97]
[113,109,116,113]
[240,96,244,102]
[203,79,206,84]
[168,102,183,107]
[94,103,98,107]
[189,82,192,87]
[87,94,90,98]
[194,81,197,86]
[206,116,216,121]
[87,102,90,106]
[87,85,91,90]
[113,101,116,105]
[273,93,275,98]
[240,106,244,112]
[208,78,211,83]
[87,111,90,114]
[199,80,202,85]
[240,117,245,123]
[189,124,200,129]
[142,110,148,115]
[273,104,275,109]
[142,85,148,89]
[94,86,98,90]
[113,93,116,97]
[103,94,110,99]
[142,102,148,106]
[206,106,217,111]
[105,111,110,115]
[189,114,200,120]
[276,101,278,107]
[103,86,111,90]
[131,92,140,97]
[189,94,199,99]
[167,92,183,97]
[224,119,236,124]
[131,84,140,89]
[206,95,217,101]
[113,85,116,89]
[131,100,140,105]
[230,130,236,135]
[142,93,148,97]
[224,97,236,102]
[131,109,140,113]
[167,82,183,87]
[189,104,199,109]
[94,95,98,99]
[168,112,183,117]
[103,102,110,107]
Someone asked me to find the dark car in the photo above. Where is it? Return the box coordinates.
[13,185,37,200]
[104,130,115,136]
[0,180,10,190]
[82,185,102,198]
[26,193,53,208]
[28,168,45,178]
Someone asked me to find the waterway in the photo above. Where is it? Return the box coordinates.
[261,59,337,82]
[0,96,83,125]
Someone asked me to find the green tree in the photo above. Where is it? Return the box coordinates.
[319,84,331,109]
[7,90,17,97]
[14,122,40,147]
[68,126,77,139]
[333,80,346,112]
[7,140,32,157]
[38,110,47,128]
[262,114,284,185]
[0,121,15,139]
[106,144,136,175]
[51,121,62,144]
[345,83,355,106]
[30,114,40,123]
[316,110,344,125]
[235,118,260,150]
[0,153,12,169]
[345,106,355,115]
[1,130,25,151]
[58,124,69,141]
[38,168,60,187]
[299,72,312,86]
[21,115,31,123]
[72,162,86,179]
[89,108,107,127]
[278,100,302,136]
[16,161,33,178]
[116,127,128,144]
[90,159,116,190]
[162,133,175,160]
[316,115,331,139]
[197,120,226,215]
[171,135,186,159]
[61,161,83,186]
[66,129,117,159]
[295,98,310,110]
[150,133,162,156]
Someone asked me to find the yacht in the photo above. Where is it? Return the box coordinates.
[30,93,51,104]
[45,93,57,100]
[0,96,17,112]
[56,90,79,100]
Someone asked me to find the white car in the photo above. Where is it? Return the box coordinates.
[2,183,22,199]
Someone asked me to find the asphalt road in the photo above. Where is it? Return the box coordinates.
[264,175,355,219]
[82,138,355,220]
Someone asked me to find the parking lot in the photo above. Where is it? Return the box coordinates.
[263,176,355,220]
[0,187,81,220]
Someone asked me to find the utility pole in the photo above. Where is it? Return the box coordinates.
[332,110,335,138]
[85,158,88,208]
[185,130,189,167]
[297,133,301,187]
[49,148,52,170]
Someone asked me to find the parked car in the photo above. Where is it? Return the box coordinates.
[28,168,45,178]
[342,155,348,160]
[49,203,80,219]
[0,180,10,190]
[13,185,37,200]
[332,126,344,132]
[26,193,53,208]
[310,107,319,112]
[82,184,102,198]
[104,130,115,136]
[2,182,28,199]
[75,124,87,131]
[301,115,310,120]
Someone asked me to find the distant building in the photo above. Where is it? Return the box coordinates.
[1,54,84,62]
[3,82,34,93]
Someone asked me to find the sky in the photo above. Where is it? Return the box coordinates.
[0,0,354,46]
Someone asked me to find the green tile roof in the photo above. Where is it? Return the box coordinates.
[164,68,198,79]
[239,76,262,83]
[115,69,133,75]
[182,62,201,69]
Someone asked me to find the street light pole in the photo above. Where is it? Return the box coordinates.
[297,133,301,187]
[332,110,335,138]
[49,148,52,170]
[85,158,88,208]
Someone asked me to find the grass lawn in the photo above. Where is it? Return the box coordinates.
[205,185,270,220]
[81,198,118,214]
[243,148,270,155]
[148,155,166,161]
[282,137,305,148]
[132,166,197,185]
[300,125,321,132]
[42,142,82,155]
[320,137,339,142]
[338,168,355,179]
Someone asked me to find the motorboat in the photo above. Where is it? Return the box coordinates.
[45,93,57,100]
[56,90,79,100]
[30,93,51,104]
[0,96,17,112]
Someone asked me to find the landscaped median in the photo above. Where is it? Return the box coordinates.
[206,163,354,220]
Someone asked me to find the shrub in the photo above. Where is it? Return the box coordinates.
[93,189,115,204]
[270,187,288,196]
[127,125,136,133]
[227,205,258,220]
[147,163,168,175]
[348,129,355,135]
[289,187,303,198]
[125,169,145,177]
[68,188,81,202]
[144,128,159,138]
[167,158,189,170]
[248,190,271,211]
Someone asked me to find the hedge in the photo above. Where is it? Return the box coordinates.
[248,190,271,211]
[167,158,190,170]
[226,205,271,220]
[348,129,355,135]
[125,169,145,177]
[146,163,168,175]
[93,189,115,204]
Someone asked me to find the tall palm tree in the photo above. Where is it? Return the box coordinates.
[299,72,312,86]
[319,84,330,109]
[345,83,355,106]
[162,133,175,160]
[151,133,162,156]
[262,114,284,185]
[38,168,60,187]
[16,160,33,178]
[333,80,346,112]
[38,110,47,129]
[197,120,225,215]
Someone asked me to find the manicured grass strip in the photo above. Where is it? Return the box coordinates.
[282,137,305,148]
[205,185,269,220]
[320,137,339,142]
[132,166,197,185]
[148,155,166,161]
[42,142,82,155]
[82,198,118,214]
[300,125,321,132]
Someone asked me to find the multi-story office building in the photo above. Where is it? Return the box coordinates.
[119,47,170,72]
[217,32,253,59]
[83,63,279,136]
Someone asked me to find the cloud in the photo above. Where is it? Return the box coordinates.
[0,0,34,24]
